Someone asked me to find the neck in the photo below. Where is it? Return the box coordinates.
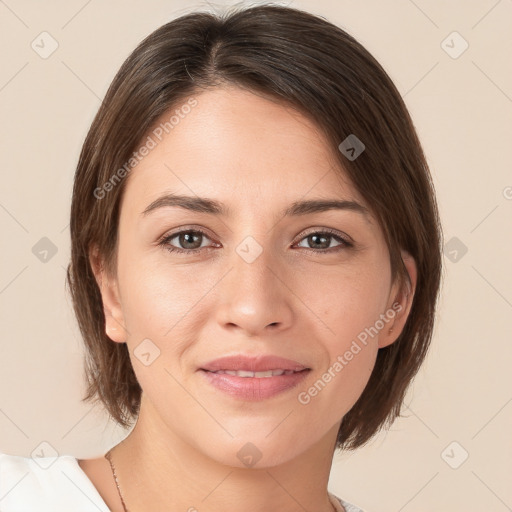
[111,395,340,512]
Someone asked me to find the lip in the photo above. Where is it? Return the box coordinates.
[199,368,311,400]
[198,354,311,401]
[199,355,309,373]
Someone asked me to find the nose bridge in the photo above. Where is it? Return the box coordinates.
[229,208,279,282]
[215,233,292,334]
[231,234,279,300]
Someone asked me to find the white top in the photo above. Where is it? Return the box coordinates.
[0,452,365,511]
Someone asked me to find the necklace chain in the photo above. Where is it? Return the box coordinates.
[105,449,129,512]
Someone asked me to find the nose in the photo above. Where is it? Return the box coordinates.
[214,241,294,337]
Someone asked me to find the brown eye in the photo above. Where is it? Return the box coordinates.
[295,229,352,253]
[159,229,214,254]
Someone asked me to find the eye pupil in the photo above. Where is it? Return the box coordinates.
[309,234,329,249]
[180,232,201,249]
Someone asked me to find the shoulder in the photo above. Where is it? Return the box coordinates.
[0,451,110,511]
[329,491,367,512]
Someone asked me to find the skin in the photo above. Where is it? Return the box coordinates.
[79,84,417,512]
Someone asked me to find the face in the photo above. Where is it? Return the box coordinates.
[92,85,416,468]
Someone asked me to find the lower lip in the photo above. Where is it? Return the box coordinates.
[199,369,311,400]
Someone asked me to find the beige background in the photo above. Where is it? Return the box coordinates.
[1,0,511,510]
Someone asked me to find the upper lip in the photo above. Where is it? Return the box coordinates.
[199,355,310,372]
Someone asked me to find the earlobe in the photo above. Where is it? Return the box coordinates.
[88,244,128,344]
[378,250,417,349]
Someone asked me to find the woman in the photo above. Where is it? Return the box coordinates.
[0,4,442,511]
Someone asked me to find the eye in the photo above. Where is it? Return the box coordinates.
[158,228,216,254]
[294,228,353,254]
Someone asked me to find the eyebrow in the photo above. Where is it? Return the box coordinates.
[141,193,369,218]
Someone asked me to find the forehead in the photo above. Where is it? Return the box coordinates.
[120,85,366,217]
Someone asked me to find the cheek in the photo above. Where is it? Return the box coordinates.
[298,342,378,435]
[297,258,391,346]
[292,263,388,417]
[294,289,382,430]
[118,249,208,338]
[116,258,204,398]
[116,252,226,396]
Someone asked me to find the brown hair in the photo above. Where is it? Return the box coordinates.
[66,3,442,451]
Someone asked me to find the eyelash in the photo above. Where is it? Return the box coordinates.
[157,227,353,255]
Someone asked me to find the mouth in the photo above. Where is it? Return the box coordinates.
[198,368,311,400]
[197,354,311,400]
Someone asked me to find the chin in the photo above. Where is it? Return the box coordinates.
[204,436,305,470]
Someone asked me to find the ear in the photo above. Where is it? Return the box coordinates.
[89,244,128,343]
[378,250,417,349]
